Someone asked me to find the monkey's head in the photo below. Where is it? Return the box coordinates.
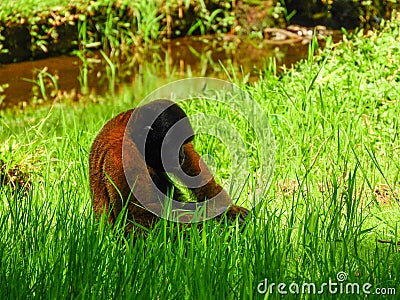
[129,99,194,172]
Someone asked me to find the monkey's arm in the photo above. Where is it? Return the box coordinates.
[178,142,226,201]
[177,142,250,222]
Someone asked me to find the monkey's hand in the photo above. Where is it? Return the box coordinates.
[218,205,250,224]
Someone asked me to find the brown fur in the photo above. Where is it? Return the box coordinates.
[89,102,248,233]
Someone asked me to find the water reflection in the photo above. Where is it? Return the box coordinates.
[0,34,337,109]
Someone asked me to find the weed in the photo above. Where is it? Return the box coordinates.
[22,67,59,101]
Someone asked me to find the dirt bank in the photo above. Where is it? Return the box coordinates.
[0,0,239,64]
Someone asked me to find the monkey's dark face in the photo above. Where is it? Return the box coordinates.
[130,100,194,172]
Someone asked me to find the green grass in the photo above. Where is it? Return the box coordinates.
[0,18,400,299]
[0,0,79,18]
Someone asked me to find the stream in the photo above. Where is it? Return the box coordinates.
[0,32,340,109]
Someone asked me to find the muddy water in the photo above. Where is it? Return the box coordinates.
[0,35,336,109]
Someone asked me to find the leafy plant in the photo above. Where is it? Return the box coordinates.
[22,67,59,101]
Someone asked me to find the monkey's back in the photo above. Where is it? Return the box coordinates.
[89,109,158,229]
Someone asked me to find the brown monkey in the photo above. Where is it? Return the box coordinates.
[89,99,248,233]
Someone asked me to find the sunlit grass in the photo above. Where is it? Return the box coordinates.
[0,18,399,299]
[0,0,90,23]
